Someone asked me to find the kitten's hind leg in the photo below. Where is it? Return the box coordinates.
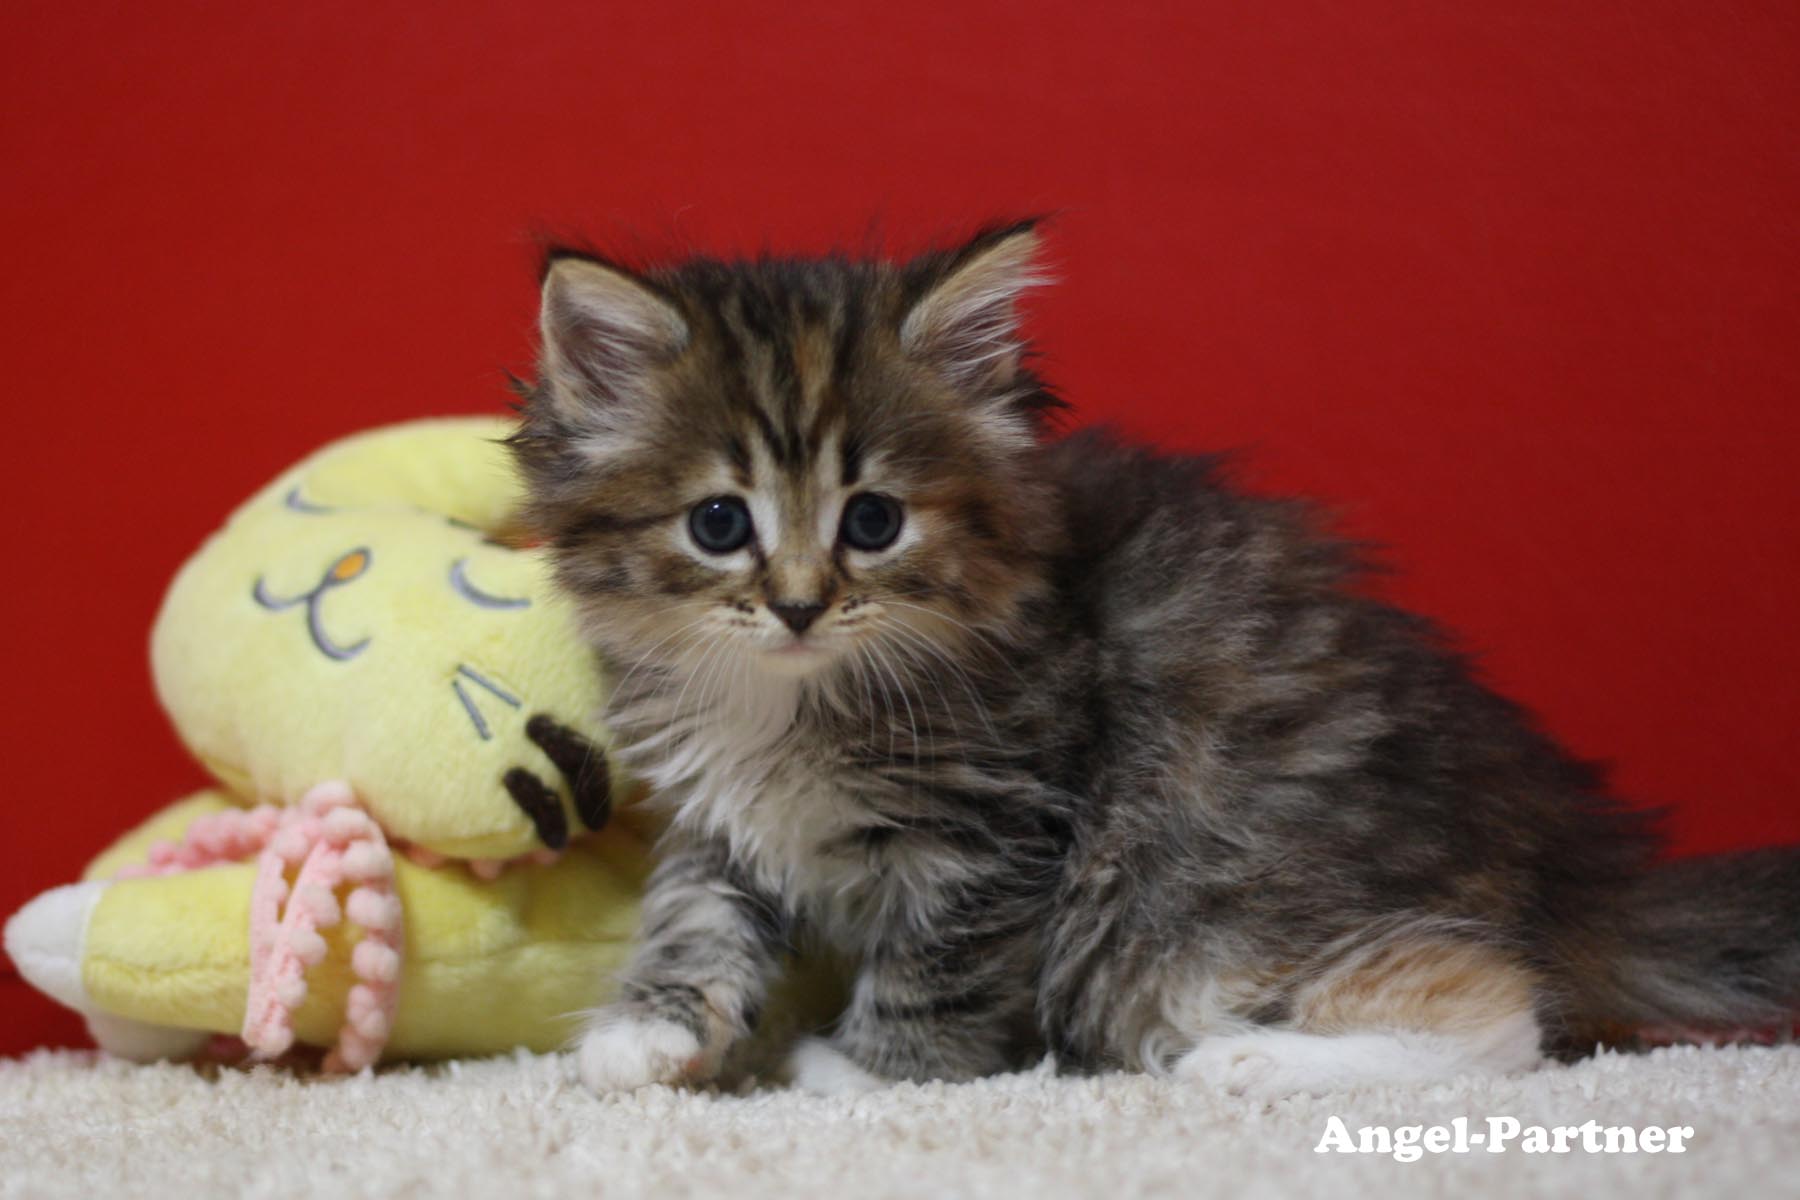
[1175,1014,1541,1098]
[1174,937,1545,1098]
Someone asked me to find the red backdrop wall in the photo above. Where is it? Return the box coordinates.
[3,1,1796,1056]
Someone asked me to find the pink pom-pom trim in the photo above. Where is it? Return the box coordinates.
[111,785,578,1071]
[114,783,404,1074]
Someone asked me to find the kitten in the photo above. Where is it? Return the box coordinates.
[508,223,1800,1098]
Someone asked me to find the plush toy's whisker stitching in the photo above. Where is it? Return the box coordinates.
[452,665,526,741]
[457,665,523,707]
[452,679,494,740]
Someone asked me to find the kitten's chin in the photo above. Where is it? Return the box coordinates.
[756,639,839,679]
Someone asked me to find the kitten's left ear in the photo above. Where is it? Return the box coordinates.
[901,221,1048,388]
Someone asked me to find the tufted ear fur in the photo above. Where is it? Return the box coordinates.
[900,222,1048,390]
[537,254,689,416]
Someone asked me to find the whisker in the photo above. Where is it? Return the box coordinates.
[876,618,997,747]
[880,600,1025,681]
[867,637,923,776]
[604,604,718,702]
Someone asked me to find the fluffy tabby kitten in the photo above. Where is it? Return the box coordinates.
[507,223,1800,1098]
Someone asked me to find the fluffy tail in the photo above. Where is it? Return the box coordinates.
[1577,847,1800,1031]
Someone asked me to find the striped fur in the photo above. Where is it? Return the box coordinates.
[510,225,1800,1097]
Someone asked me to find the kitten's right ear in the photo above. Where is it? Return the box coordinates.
[901,222,1047,390]
[536,254,688,412]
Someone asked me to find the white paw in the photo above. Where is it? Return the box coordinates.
[1174,1035,1283,1096]
[575,1010,705,1094]
[783,1036,888,1096]
[1175,1024,1542,1099]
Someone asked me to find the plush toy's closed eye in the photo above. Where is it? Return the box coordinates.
[449,558,530,609]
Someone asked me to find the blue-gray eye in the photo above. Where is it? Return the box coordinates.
[841,493,903,551]
[689,496,753,553]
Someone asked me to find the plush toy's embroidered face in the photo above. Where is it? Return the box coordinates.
[152,419,615,860]
[251,491,539,739]
[252,541,376,662]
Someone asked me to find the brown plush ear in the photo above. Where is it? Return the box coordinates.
[901,223,1048,388]
[537,254,688,413]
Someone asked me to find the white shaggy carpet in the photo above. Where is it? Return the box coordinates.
[2,1045,1798,1199]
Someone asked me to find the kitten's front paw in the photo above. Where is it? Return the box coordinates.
[575,1008,706,1094]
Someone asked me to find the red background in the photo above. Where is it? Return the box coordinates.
[3,1,1796,1056]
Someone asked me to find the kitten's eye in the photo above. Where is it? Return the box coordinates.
[688,496,754,553]
[840,493,903,551]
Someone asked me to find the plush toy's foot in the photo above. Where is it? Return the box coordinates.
[19,786,405,1073]
[6,881,106,1015]
[6,882,208,1063]
[575,1008,707,1093]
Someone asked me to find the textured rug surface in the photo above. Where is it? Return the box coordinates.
[2,1045,1798,1199]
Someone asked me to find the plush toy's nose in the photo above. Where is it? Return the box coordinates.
[331,549,370,583]
[769,601,827,633]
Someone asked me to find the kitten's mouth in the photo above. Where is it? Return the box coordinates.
[760,635,834,675]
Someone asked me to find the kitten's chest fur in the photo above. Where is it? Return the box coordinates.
[615,676,955,950]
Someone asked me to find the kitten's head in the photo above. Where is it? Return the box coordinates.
[509,223,1063,687]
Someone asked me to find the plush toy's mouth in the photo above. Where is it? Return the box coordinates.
[251,547,373,662]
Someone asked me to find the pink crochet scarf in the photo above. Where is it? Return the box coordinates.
[119,782,403,1072]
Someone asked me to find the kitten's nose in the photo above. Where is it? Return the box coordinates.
[769,601,827,634]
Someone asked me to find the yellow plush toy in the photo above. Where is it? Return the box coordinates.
[157,417,620,860]
[5,418,655,1067]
